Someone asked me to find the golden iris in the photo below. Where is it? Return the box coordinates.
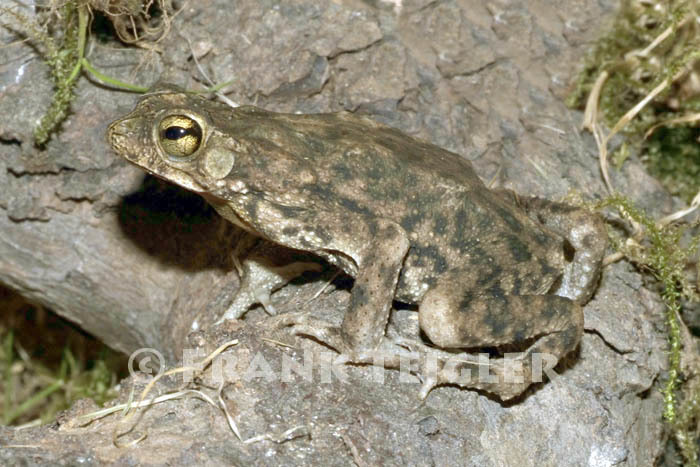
[158,115,202,158]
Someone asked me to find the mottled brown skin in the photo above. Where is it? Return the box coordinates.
[108,84,606,399]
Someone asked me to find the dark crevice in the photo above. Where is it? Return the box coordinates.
[0,136,22,146]
[584,328,634,355]
[7,166,77,178]
[327,36,384,61]
[439,58,503,79]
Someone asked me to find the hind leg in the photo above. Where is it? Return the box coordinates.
[496,191,607,304]
[416,268,583,400]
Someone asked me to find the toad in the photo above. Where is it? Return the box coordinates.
[108,84,606,399]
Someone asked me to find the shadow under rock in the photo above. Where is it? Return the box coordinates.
[117,174,236,273]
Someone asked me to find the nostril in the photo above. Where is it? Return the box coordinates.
[107,129,124,148]
[563,239,575,262]
[107,118,135,141]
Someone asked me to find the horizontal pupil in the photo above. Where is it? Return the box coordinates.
[164,126,189,140]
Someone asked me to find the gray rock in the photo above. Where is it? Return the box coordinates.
[0,0,670,464]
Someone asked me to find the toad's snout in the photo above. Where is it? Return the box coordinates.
[107,118,131,151]
[107,116,146,163]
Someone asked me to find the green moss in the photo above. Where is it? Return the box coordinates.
[597,195,699,465]
[569,0,700,202]
[2,1,233,145]
[571,2,700,454]
[33,1,81,146]
[1,2,150,146]
[2,4,80,146]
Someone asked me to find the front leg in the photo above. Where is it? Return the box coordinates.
[244,197,410,354]
[217,239,323,323]
[339,219,410,354]
[273,218,409,357]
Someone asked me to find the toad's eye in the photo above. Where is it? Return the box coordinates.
[158,115,202,158]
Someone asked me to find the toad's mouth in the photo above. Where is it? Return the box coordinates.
[144,164,209,193]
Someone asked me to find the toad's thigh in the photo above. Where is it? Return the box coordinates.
[418,268,583,353]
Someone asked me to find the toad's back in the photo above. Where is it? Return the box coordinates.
[215,107,565,303]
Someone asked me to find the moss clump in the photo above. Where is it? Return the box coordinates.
[571,5,700,457]
[2,3,81,145]
[1,1,172,146]
[568,0,700,202]
[597,195,699,466]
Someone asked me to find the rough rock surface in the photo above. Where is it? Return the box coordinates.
[0,0,671,465]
